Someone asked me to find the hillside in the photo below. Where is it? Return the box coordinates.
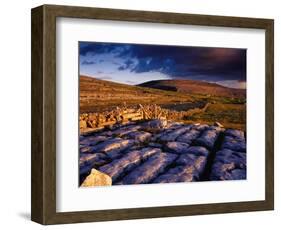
[80,75,194,113]
[80,75,246,130]
[138,79,246,98]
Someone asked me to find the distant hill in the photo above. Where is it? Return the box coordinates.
[80,76,193,113]
[138,79,246,98]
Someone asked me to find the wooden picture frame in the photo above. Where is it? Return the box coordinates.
[31,4,274,225]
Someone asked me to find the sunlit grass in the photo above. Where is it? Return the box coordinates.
[183,103,246,131]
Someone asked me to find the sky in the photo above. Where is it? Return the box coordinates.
[79,42,246,89]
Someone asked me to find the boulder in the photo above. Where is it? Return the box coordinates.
[81,169,112,187]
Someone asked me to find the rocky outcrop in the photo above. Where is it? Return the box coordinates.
[79,120,246,186]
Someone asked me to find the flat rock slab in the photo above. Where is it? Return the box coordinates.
[120,152,177,184]
[126,131,152,143]
[99,148,161,182]
[80,152,110,175]
[153,164,197,183]
[80,136,108,146]
[195,129,221,149]
[182,146,210,157]
[91,138,135,153]
[210,149,246,180]
[221,135,246,152]
[159,126,191,142]
[176,154,208,174]
[224,129,245,139]
[194,124,209,131]
[111,125,142,137]
[148,142,163,148]
[165,141,190,154]
[212,149,246,169]
[176,129,201,144]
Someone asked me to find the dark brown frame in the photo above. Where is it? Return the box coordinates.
[31,4,274,225]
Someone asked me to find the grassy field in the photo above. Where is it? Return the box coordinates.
[80,75,246,131]
[183,103,246,131]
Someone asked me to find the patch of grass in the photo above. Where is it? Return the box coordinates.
[183,103,246,131]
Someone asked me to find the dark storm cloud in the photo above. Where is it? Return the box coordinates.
[79,42,131,56]
[81,60,96,65]
[79,42,116,56]
[121,45,246,81]
[79,42,246,81]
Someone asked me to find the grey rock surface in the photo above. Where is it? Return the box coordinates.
[120,152,177,184]
[99,148,161,182]
[176,129,201,144]
[195,129,221,149]
[210,149,246,180]
[159,126,191,142]
[79,119,247,186]
[165,141,190,154]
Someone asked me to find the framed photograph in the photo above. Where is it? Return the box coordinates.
[31,4,274,225]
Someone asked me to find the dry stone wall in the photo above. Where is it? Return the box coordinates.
[80,103,210,134]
